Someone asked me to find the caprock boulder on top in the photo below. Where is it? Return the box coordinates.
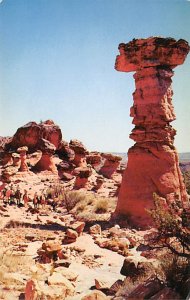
[114,37,190,227]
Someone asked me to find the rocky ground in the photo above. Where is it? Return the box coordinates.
[0,120,190,299]
[0,199,187,300]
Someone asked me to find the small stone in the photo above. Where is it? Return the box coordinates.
[66,228,78,240]
[70,221,85,235]
[95,278,111,290]
[89,224,101,235]
[42,240,62,253]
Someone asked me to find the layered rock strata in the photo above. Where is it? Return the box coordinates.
[115,37,190,227]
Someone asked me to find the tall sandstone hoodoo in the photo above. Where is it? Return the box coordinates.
[114,37,190,227]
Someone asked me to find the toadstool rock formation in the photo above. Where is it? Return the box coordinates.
[34,139,58,174]
[73,166,92,189]
[114,37,190,227]
[69,139,88,167]
[99,153,122,179]
[17,146,29,172]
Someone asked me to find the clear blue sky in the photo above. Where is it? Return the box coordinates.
[0,0,190,152]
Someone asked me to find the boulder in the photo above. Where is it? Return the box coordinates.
[2,166,19,181]
[0,152,13,167]
[7,120,62,152]
[12,153,21,168]
[94,175,104,191]
[120,259,155,278]
[95,278,111,290]
[115,37,190,72]
[26,150,42,167]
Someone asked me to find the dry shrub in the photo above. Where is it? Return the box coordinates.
[0,250,33,274]
[64,190,87,211]
[94,198,108,213]
[160,253,190,288]
[0,249,33,291]
[64,190,116,221]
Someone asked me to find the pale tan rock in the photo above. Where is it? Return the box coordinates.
[54,267,78,281]
[30,264,52,281]
[3,272,26,290]
[48,273,74,296]
[81,290,108,300]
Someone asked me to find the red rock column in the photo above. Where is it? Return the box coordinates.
[114,37,190,227]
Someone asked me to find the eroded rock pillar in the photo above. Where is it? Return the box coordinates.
[114,37,190,227]
[34,139,58,174]
[17,146,29,172]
